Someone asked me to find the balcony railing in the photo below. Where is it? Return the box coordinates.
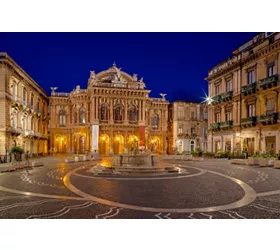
[241,82,256,96]
[210,122,221,131]
[59,124,66,127]
[211,94,221,105]
[241,116,257,128]
[260,74,278,90]
[220,120,233,130]
[259,112,278,125]
[221,91,233,102]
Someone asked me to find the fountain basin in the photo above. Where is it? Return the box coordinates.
[112,154,158,167]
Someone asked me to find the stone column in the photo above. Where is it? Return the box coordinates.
[110,99,114,123]
[92,97,95,121]
[124,99,128,124]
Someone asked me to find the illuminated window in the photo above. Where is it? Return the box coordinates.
[59,109,66,127]
[100,104,109,121]
[114,104,123,121]
[128,105,137,122]
[79,107,86,124]
[152,114,159,129]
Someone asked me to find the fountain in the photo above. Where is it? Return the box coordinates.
[90,144,180,176]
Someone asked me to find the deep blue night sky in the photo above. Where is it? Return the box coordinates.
[0,32,257,102]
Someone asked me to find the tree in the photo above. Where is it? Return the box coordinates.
[10,146,24,161]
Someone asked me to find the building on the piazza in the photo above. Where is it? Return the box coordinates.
[49,63,169,155]
[169,101,208,153]
[0,52,49,158]
[206,32,280,155]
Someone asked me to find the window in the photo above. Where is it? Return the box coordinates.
[215,112,221,122]
[226,80,232,92]
[266,99,276,114]
[100,104,109,121]
[128,105,137,122]
[190,140,195,152]
[248,104,256,117]
[59,109,66,127]
[11,113,16,129]
[191,111,195,119]
[114,104,123,121]
[152,114,159,129]
[203,127,207,137]
[37,120,40,132]
[215,84,220,95]
[267,62,276,77]
[204,111,208,120]
[269,36,275,45]
[247,70,255,85]
[191,126,195,135]
[178,107,183,119]
[22,117,26,130]
[249,49,254,55]
[12,83,16,97]
[74,112,78,123]
[37,98,40,111]
[178,127,183,134]
[31,93,34,106]
[225,112,232,121]
[23,87,27,102]
[79,107,86,124]
[31,117,34,130]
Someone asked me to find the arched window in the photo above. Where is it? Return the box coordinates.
[31,117,34,130]
[128,105,137,122]
[59,109,66,127]
[74,112,78,123]
[11,113,16,129]
[79,107,86,124]
[100,103,109,121]
[114,104,123,121]
[23,87,27,103]
[152,114,159,129]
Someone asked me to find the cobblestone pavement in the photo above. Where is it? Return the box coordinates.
[1,157,280,219]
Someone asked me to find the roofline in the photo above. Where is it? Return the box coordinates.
[0,52,48,99]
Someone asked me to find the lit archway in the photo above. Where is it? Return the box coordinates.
[113,135,124,154]
[99,134,110,156]
[55,134,67,153]
[149,136,160,154]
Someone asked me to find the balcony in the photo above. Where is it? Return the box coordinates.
[241,116,257,128]
[241,82,257,96]
[211,94,221,105]
[260,74,278,90]
[259,112,278,125]
[210,122,221,131]
[59,124,66,128]
[221,91,233,102]
[220,120,233,130]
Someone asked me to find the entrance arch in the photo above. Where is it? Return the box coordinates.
[113,135,124,154]
[149,136,160,154]
[55,134,67,153]
[79,136,86,154]
[99,134,110,156]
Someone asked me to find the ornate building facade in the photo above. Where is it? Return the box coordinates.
[206,32,280,154]
[49,64,169,155]
[0,53,49,157]
[170,101,208,153]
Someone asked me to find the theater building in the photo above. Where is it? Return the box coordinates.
[49,64,169,155]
